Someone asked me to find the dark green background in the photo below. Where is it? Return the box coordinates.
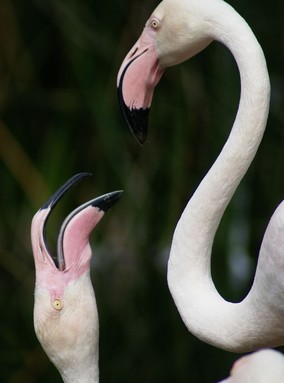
[0,0,284,382]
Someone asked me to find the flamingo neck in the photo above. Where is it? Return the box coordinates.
[61,368,99,383]
[167,1,271,352]
[60,276,100,383]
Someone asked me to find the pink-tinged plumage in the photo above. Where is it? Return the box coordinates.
[31,173,122,383]
[117,0,284,353]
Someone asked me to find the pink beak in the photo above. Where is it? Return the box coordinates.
[117,29,164,145]
[32,173,123,272]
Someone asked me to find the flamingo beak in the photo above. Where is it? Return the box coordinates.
[40,173,92,212]
[117,31,164,145]
[36,173,122,271]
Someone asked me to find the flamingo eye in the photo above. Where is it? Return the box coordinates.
[150,18,160,29]
[52,298,63,310]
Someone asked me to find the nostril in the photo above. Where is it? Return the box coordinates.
[129,47,138,59]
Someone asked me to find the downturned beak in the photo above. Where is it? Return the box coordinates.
[117,33,164,145]
[36,173,123,271]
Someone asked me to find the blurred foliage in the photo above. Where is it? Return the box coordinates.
[0,0,284,382]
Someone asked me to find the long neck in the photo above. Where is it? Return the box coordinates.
[167,1,271,352]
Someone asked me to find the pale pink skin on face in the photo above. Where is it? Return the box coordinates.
[31,205,104,303]
[31,199,106,382]
[117,24,164,109]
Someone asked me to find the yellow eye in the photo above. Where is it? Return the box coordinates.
[52,298,63,310]
[150,18,160,29]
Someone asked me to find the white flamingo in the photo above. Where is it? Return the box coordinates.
[31,173,122,383]
[117,0,284,352]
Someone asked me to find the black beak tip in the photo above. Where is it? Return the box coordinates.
[124,106,149,146]
[118,87,149,146]
[92,190,123,212]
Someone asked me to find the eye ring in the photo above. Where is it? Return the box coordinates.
[150,18,160,29]
[52,298,63,310]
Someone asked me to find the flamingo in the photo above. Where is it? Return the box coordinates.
[218,349,284,383]
[117,0,284,352]
[31,172,122,383]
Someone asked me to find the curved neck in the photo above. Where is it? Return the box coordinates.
[168,1,271,352]
[184,2,270,269]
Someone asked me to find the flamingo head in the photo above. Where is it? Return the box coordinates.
[31,173,122,381]
[117,0,213,144]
